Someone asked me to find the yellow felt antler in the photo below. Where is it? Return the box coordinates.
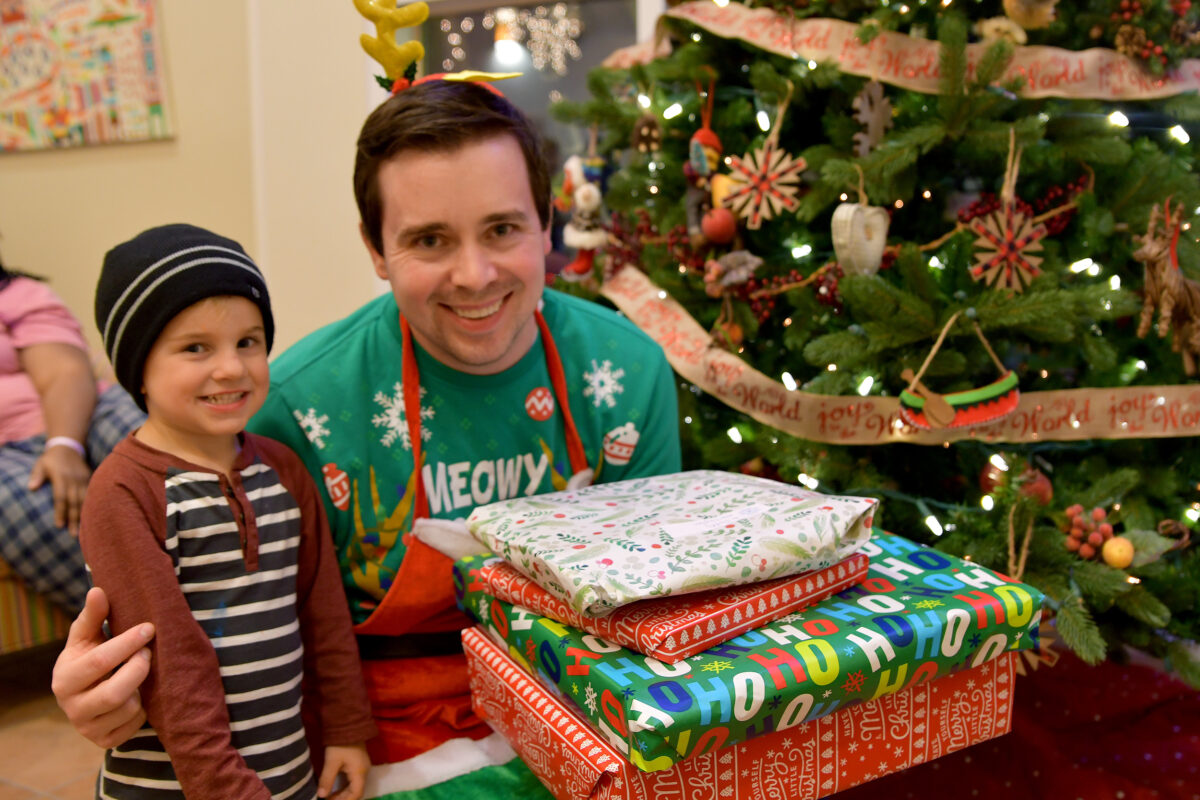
[354,0,429,81]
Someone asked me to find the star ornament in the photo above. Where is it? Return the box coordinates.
[968,203,1049,292]
[723,141,807,229]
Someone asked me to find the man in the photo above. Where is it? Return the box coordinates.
[52,79,681,778]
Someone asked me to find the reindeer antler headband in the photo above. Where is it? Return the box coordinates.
[353,0,520,94]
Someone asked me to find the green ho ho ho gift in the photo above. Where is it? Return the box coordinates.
[455,531,1044,773]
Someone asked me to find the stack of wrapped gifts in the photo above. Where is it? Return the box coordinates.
[453,471,1045,800]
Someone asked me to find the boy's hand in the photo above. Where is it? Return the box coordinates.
[318,743,370,800]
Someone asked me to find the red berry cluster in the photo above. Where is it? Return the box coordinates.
[956,193,1036,225]
[879,250,897,271]
[664,224,707,272]
[1112,0,1145,21]
[603,210,643,269]
[1063,504,1115,560]
[738,273,798,323]
[813,264,845,311]
[1034,175,1090,236]
[1173,0,1192,16]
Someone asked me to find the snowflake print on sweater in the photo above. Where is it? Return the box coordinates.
[372,382,435,449]
[583,359,625,408]
[292,408,330,450]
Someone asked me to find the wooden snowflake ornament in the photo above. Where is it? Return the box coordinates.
[852,81,893,157]
[968,203,1048,292]
[718,81,806,230]
[723,142,807,230]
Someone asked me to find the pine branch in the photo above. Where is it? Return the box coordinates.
[1056,597,1107,664]
[1072,559,1134,610]
[840,275,936,330]
[969,38,1014,89]
[1115,585,1172,628]
[1078,467,1140,510]
[1079,333,1118,372]
[1162,93,1200,122]
[896,243,939,305]
[1166,641,1200,690]
[1059,136,1133,166]
[973,291,1078,342]
[936,15,968,133]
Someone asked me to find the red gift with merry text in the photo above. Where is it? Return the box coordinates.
[461,552,869,663]
[464,626,1016,800]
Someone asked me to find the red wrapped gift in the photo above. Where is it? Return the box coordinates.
[464,627,1016,800]
[462,552,868,662]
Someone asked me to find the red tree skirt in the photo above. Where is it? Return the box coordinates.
[838,649,1200,799]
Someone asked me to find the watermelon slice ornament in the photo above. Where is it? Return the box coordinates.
[899,311,1020,431]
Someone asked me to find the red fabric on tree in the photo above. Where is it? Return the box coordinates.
[837,649,1200,799]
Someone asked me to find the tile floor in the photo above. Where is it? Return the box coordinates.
[0,642,103,800]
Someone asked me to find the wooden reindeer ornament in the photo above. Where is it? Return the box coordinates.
[1134,199,1200,376]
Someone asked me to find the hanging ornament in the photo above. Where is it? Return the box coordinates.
[703,250,762,299]
[1133,198,1200,375]
[683,74,723,247]
[722,83,807,230]
[851,81,893,158]
[1002,0,1059,29]
[631,113,662,155]
[831,166,890,276]
[560,136,608,284]
[968,130,1049,293]
[899,310,1020,430]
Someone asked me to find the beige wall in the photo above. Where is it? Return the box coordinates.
[1,0,659,353]
[0,1,381,354]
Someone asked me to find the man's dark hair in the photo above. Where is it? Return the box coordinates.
[354,80,552,254]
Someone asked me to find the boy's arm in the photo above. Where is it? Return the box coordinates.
[267,439,377,746]
[80,472,271,800]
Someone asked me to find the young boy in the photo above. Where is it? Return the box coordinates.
[82,224,376,800]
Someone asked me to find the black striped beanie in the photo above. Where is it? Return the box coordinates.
[95,224,274,411]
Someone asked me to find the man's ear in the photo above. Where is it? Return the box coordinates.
[360,223,388,280]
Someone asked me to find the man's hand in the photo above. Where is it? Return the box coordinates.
[318,743,371,800]
[52,588,154,748]
[28,445,91,536]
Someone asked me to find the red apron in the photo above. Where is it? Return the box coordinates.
[354,312,589,764]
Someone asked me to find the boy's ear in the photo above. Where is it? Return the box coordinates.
[360,223,388,280]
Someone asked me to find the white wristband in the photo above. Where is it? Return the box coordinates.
[45,436,86,457]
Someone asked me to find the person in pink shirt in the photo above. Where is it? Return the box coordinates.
[0,256,144,612]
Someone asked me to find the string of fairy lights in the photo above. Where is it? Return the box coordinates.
[436,3,583,75]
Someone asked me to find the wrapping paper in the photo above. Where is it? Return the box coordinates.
[464,626,1017,800]
[466,470,877,615]
[454,552,869,663]
[458,530,1042,772]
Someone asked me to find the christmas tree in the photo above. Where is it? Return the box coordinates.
[550,0,1200,687]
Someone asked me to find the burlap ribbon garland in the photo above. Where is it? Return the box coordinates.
[601,266,1200,445]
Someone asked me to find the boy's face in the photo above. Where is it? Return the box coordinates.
[362,133,551,375]
[140,296,269,450]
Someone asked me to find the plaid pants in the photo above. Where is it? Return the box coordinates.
[0,386,145,613]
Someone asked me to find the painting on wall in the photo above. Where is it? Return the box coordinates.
[0,0,171,153]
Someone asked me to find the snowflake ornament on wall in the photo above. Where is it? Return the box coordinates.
[522,3,582,76]
[372,382,435,449]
